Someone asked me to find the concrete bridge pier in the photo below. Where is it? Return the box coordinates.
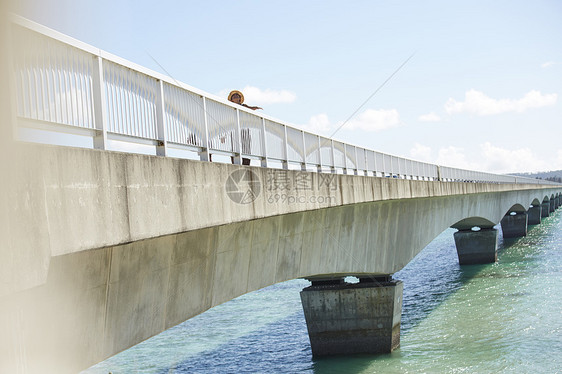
[550,198,555,213]
[555,196,560,209]
[454,228,498,265]
[300,276,403,356]
[541,201,550,218]
[527,205,542,225]
[500,212,528,238]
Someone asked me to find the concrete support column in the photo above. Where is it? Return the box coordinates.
[300,276,403,356]
[500,212,528,238]
[555,196,560,209]
[541,202,550,218]
[453,228,498,265]
[527,205,542,225]
[549,198,555,213]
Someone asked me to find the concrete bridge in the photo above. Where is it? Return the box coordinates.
[1,142,560,373]
[1,13,561,374]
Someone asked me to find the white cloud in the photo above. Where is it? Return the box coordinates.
[219,86,296,105]
[301,113,333,134]
[344,109,401,132]
[445,89,557,116]
[480,142,549,173]
[418,112,441,122]
[435,146,480,170]
[409,143,432,162]
[408,144,479,170]
[541,61,555,68]
[300,108,401,135]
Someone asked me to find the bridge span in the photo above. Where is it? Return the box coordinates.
[1,14,561,374]
[1,143,560,373]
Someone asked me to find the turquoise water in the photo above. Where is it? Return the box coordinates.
[85,211,561,373]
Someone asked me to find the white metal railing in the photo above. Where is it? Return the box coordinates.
[6,15,561,186]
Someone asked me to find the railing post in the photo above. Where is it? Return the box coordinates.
[317,136,323,173]
[155,80,167,156]
[405,160,410,180]
[200,96,210,162]
[408,160,412,180]
[301,130,307,171]
[282,125,289,170]
[260,117,268,167]
[330,139,336,174]
[342,145,348,175]
[353,146,359,176]
[92,56,107,150]
[233,108,242,165]
[362,149,368,176]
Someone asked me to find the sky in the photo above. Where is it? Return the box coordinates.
[7,0,562,173]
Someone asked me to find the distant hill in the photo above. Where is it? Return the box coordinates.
[509,170,562,183]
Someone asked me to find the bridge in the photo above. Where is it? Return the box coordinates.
[1,14,561,374]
